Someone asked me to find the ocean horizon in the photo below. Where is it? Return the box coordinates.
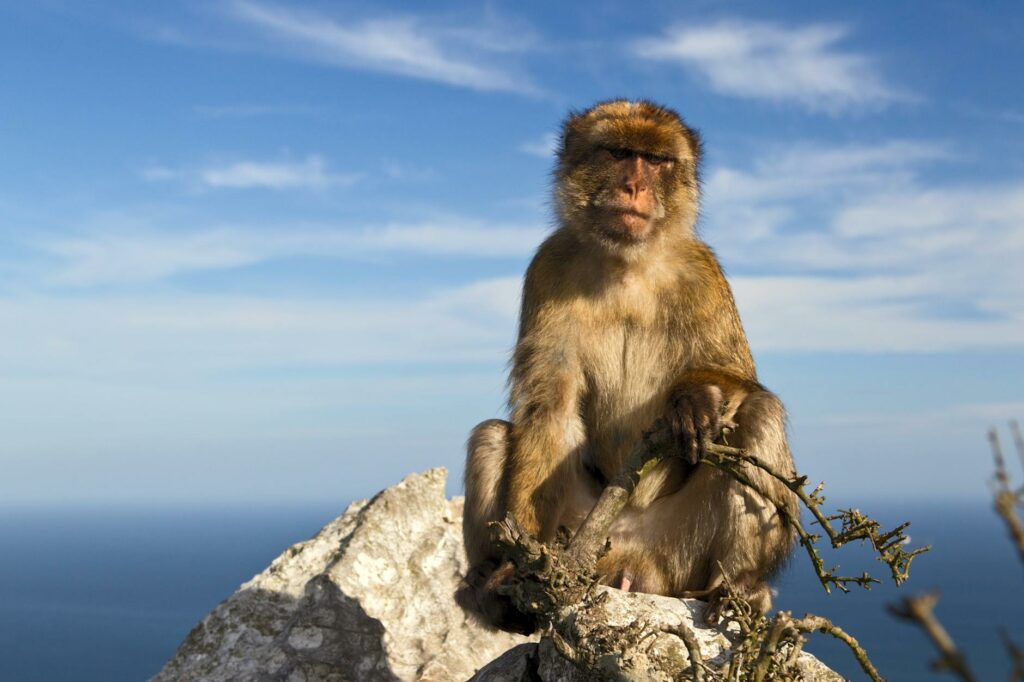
[1,498,1019,681]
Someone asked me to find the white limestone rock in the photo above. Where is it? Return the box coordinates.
[151,468,532,682]
[153,467,842,681]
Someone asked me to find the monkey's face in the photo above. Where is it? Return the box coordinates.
[586,147,675,244]
[555,100,701,252]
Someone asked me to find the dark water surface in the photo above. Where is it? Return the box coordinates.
[0,501,1019,681]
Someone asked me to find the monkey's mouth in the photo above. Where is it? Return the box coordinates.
[614,208,650,220]
[606,208,652,237]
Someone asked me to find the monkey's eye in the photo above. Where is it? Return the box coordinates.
[603,147,632,160]
[642,153,675,167]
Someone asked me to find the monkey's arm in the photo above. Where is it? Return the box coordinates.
[664,247,763,462]
[505,309,585,540]
[664,365,758,463]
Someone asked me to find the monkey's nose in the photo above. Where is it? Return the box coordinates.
[622,182,647,200]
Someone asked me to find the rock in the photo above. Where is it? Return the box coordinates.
[153,468,841,681]
[470,588,843,681]
[151,468,532,682]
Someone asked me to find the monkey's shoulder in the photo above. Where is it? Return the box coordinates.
[669,237,727,278]
[521,230,586,300]
[526,228,578,269]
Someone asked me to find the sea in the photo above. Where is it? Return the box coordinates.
[1,500,1020,681]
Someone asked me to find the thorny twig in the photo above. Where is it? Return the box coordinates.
[702,439,930,593]
[990,421,1024,564]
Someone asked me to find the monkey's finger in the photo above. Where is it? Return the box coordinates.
[679,407,695,437]
[705,384,724,412]
[696,404,717,445]
[667,408,683,439]
[682,410,700,465]
[693,419,708,461]
[705,409,723,443]
[704,401,725,457]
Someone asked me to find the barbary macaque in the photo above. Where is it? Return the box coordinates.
[459,100,797,634]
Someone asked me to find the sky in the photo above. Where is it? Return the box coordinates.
[1,0,1022,507]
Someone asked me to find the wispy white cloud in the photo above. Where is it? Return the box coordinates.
[733,274,1024,353]
[519,132,558,158]
[143,155,361,191]
[363,223,546,258]
[789,399,1024,501]
[703,140,1024,352]
[0,274,521,503]
[632,20,905,112]
[35,221,547,286]
[819,401,1024,430]
[706,141,947,204]
[19,139,1024,356]
[200,155,359,190]
[140,165,180,182]
[380,160,436,182]
[222,0,539,95]
[956,103,1024,126]
[0,277,522,375]
[43,228,261,286]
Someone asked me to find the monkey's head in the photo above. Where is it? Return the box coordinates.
[555,100,702,253]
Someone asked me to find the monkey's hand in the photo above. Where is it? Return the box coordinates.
[665,383,729,466]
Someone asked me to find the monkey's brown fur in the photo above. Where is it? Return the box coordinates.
[460,100,798,633]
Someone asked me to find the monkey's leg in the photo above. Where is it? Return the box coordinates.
[459,419,601,633]
[698,389,798,622]
[457,419,540,634]
[463,419,511,567]
[601,390,797,616]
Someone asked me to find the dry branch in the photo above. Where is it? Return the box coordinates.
[793,614,883,682]
[487,413,923,679]
[702,440,929,592]
[991,422,1024,563]
[889,592,976,682]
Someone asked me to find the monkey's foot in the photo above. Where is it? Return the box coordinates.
[456,560,542,635]
[684,579,772,625]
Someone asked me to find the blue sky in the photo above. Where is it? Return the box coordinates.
[1,1,1022,507]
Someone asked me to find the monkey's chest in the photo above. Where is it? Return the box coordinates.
[579,321,680,475]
